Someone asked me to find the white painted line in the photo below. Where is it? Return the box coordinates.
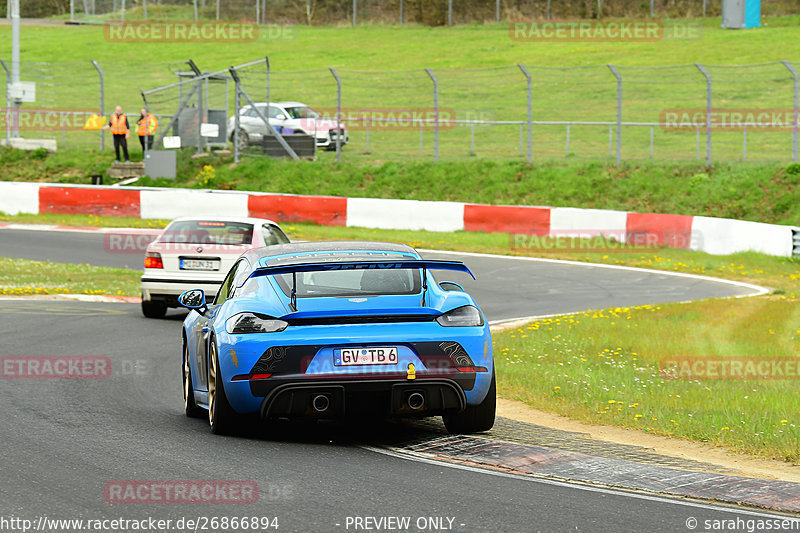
[420,248,771,298]
[361,445,799,519]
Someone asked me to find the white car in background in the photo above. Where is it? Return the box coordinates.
[140,217,290,318]
[227,101,349,151]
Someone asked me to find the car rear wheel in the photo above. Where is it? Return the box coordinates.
[183,340,203,418]
[141,297,167,319]
[208,338,240,435]
[443,368,496,434]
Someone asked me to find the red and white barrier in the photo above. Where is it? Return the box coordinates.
[3,181,797,258]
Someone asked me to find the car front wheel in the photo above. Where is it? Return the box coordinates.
[443,368,496,434]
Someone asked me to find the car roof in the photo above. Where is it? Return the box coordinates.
[246,241,418,266]
[245,101,306,108]
[166,216,280,226]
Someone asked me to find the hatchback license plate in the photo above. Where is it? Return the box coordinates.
[334,347,398,366]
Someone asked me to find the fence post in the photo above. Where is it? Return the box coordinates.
[91,60,104,151]
[650,0,654,17]
[496,0,500,23]
[330,67,342,162]
[352,0,357,26]
[121,0,125,23]
[0,60,9,146]
[399,0,403,24]
[424,68,439,161]
[448,0,452,26]
[518,64,532,163]
[743,124,747,161]
[695,63,712,165]
[234,77,240,164]
[193,0,198,21]
[608,64,622,165]
[142,0,147,19]
[781,60,799,162]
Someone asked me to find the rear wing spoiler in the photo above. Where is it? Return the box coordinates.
[248,259,475,280]
[247,259,475,311]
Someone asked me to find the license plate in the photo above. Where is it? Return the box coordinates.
[180,259,220,271]
[334,347,398,366]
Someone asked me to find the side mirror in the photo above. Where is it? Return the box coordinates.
[276,113,286,120]
[439,281,465,292]
[178,289,207,314]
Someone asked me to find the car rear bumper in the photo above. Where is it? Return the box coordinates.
[257,377,468,419]
[141,277,221,303]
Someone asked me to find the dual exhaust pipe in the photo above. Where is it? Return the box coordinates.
[311,391,425,412]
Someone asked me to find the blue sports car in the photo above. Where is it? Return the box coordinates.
[178,241,495,435]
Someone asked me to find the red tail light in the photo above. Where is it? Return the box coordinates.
[232,373,273,381]
[456,366,488,373]
[144,252,163,269]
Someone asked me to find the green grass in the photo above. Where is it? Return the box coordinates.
[1,18,800,160]
[0,257,140,296]
[3,147,800,225]
[493,298,800,463]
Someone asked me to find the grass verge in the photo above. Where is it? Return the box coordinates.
[493,298,800,463]
[0,257,140,297]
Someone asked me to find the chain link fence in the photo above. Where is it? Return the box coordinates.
[2,56,799,163]
[57,0,800,25]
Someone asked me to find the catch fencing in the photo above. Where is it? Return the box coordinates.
[2,57,799,163]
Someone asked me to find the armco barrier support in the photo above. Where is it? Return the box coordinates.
[1,181,797,258]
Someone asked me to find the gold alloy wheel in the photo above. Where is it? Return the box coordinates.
[208,341,217,427]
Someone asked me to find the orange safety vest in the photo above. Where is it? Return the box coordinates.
[137,113,158,136]
[109,113,129,135]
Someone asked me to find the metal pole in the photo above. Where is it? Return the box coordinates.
[650,0,654,17]
[330,68,342,162]
[743,124,747,161]
[234,83,240,163]
[121,0,125,23]
[0,60,9,146]
[92,60,105,150]
[470,123,474,153]
[518,64,532,163]
[10,0,19,139]
[696,63,712,165]
[216,0,220,21]
[70,0,74,22]
[448,0,452,26]
[193,0,198,21]
[424,68,439,161]
[353,0,357,26]
[781,60,799,162]
[142,0,147,19]
[547,0,552,19]
[703,0,707,17]
[496,0,500,23]
[399,0,403,24]
[196,79,204,154]
[266,56,271,112]
[566,124,570,156]
[608,64,622,165]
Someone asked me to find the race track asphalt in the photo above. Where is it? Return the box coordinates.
[0,228,783,532]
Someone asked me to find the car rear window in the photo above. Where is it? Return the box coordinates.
[274,268,421,298]
[159,221,254,245]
